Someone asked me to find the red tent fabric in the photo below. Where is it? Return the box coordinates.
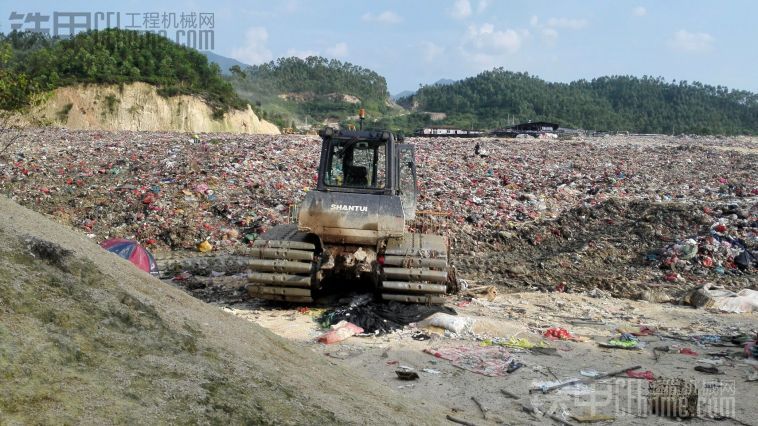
[100,238,159,276]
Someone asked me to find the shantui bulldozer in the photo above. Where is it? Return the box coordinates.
[246,127,458,304]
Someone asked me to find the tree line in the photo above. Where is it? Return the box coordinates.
[0,29,245,116]
[403,68,758,135]
[228,56,391,126]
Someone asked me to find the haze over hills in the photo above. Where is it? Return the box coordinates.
[202,51,251,76]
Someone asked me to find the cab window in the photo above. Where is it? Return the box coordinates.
[324,139,386,188]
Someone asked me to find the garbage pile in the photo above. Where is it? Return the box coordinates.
[0,129,755,297]
[0,128,320,252]
[655,211,757,277]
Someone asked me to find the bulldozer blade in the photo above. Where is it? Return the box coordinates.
[248,272,311,288]
[383,267,448,283]
[381,281,447,293]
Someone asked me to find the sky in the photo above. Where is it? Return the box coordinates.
[2,1,757,95]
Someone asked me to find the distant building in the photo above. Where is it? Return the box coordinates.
[413,127,484,138]
[493,121,560,138]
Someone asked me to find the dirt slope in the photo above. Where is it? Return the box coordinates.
[0,196,445,424]
[27,82,280,134]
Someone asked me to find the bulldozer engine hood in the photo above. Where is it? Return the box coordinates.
[297,190,405,244]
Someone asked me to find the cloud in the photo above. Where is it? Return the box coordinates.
[326,42,349,58]
[449,0,472,19]
[462,23,527,64]
[546,17,588,30]
[632,6,647,17]
[541,28,559,44]
[529,15,587,45]
[476,0,490,14]
[667,30,714,53]
[286,48,319,59]
[362,10,402,24]
[231,27,272,64]
[420,41,444,62]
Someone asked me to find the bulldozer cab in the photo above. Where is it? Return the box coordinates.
[317,128,417,218]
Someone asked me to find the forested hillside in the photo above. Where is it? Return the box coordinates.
[405,68,758,134]
[1,29,245,116]
[229,56,391,127]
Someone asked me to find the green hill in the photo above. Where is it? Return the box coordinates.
[228,56,392,128]
[405,68,758,135]
[1,29,246,117]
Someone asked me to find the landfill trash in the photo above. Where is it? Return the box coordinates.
[532,379,593,396]
[697,358,724,366]
[461,285,497,301]
[745,340,757,358]
[580,369,601,377]
[571,414,616,423]
[543,327,585,341]
[694,366,721,374]
[657,226,757,277]
[684,284,758,313]
[318,300,454,334]
[626,370,655,381]
[395,370,419,381]
[678,348,699,356]
[506,360,523,373]
[616,325,656,336]
[602,334,641,349]
[411,331,431,341]
[317,321,363,344]
[421,368,441,374]
[2,130,755,301]
[481,336,549,350]
[197,240,213,253]
[424,346,514,377]
[419,312,473,334]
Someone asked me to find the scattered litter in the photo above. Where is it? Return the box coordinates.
[580,369,601,378]
[319,301,455,334]
[395,370,419,381]
[694,365,722,374]
[684,284,758,313]
[543,327,581,341]
[317,321,363,344]
[626,370,655,381]
[424,346,514,377]
[601,334,641,349]
[571,414,616,423]
[419,312,473,335]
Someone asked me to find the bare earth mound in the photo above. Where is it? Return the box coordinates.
[0,196,445,424]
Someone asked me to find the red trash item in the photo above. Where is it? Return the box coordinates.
[627,370,655,381]
[318,321,364,344]
[544,327,575,340]
[679,348,698,356]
